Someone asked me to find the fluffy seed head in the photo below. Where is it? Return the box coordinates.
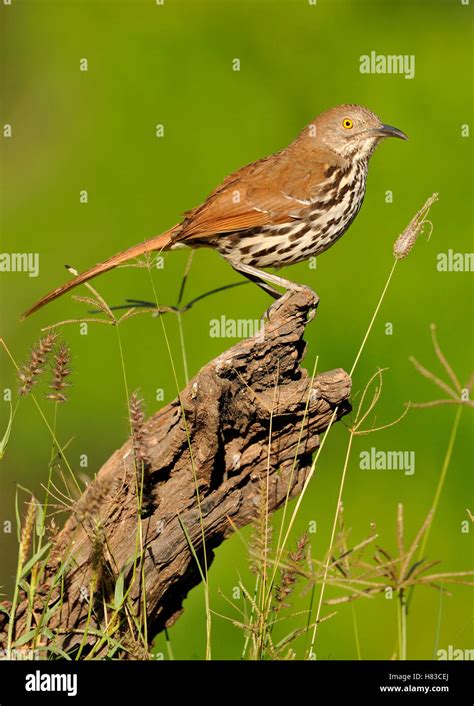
[47,343,72,403]
[18,332,58,396]
[394,193,438,259]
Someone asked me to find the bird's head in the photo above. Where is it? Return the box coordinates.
[307,104,408,161]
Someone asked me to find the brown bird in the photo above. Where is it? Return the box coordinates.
[22,104,407,319]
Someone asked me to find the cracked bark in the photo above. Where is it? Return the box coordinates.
[1,287,352,657]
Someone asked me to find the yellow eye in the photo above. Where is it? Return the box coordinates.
[342,118,353,129]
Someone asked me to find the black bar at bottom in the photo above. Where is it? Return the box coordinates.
[0,660,471,704]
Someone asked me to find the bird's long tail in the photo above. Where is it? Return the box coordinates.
[21,228,177,320]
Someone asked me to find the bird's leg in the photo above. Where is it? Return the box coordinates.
[232,262,308,322]
[232,262,304,298]
[232,264,280,299]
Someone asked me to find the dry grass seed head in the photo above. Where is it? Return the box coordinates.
[47,343,72,403]
[129,390,150,467]
[19,496,37,568]
[393,193,438,260]
[249,476,273,577]
[274,532,309,611]
[18,332,58,395]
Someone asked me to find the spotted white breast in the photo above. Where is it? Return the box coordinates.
[214,158,369,268]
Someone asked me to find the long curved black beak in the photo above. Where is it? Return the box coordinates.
[376,124,408,141]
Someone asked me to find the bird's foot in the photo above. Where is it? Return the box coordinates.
[261,284,316,324]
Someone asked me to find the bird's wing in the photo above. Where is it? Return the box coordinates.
[176,152,339,241]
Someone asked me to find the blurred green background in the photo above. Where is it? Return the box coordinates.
[0,0,472,660]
